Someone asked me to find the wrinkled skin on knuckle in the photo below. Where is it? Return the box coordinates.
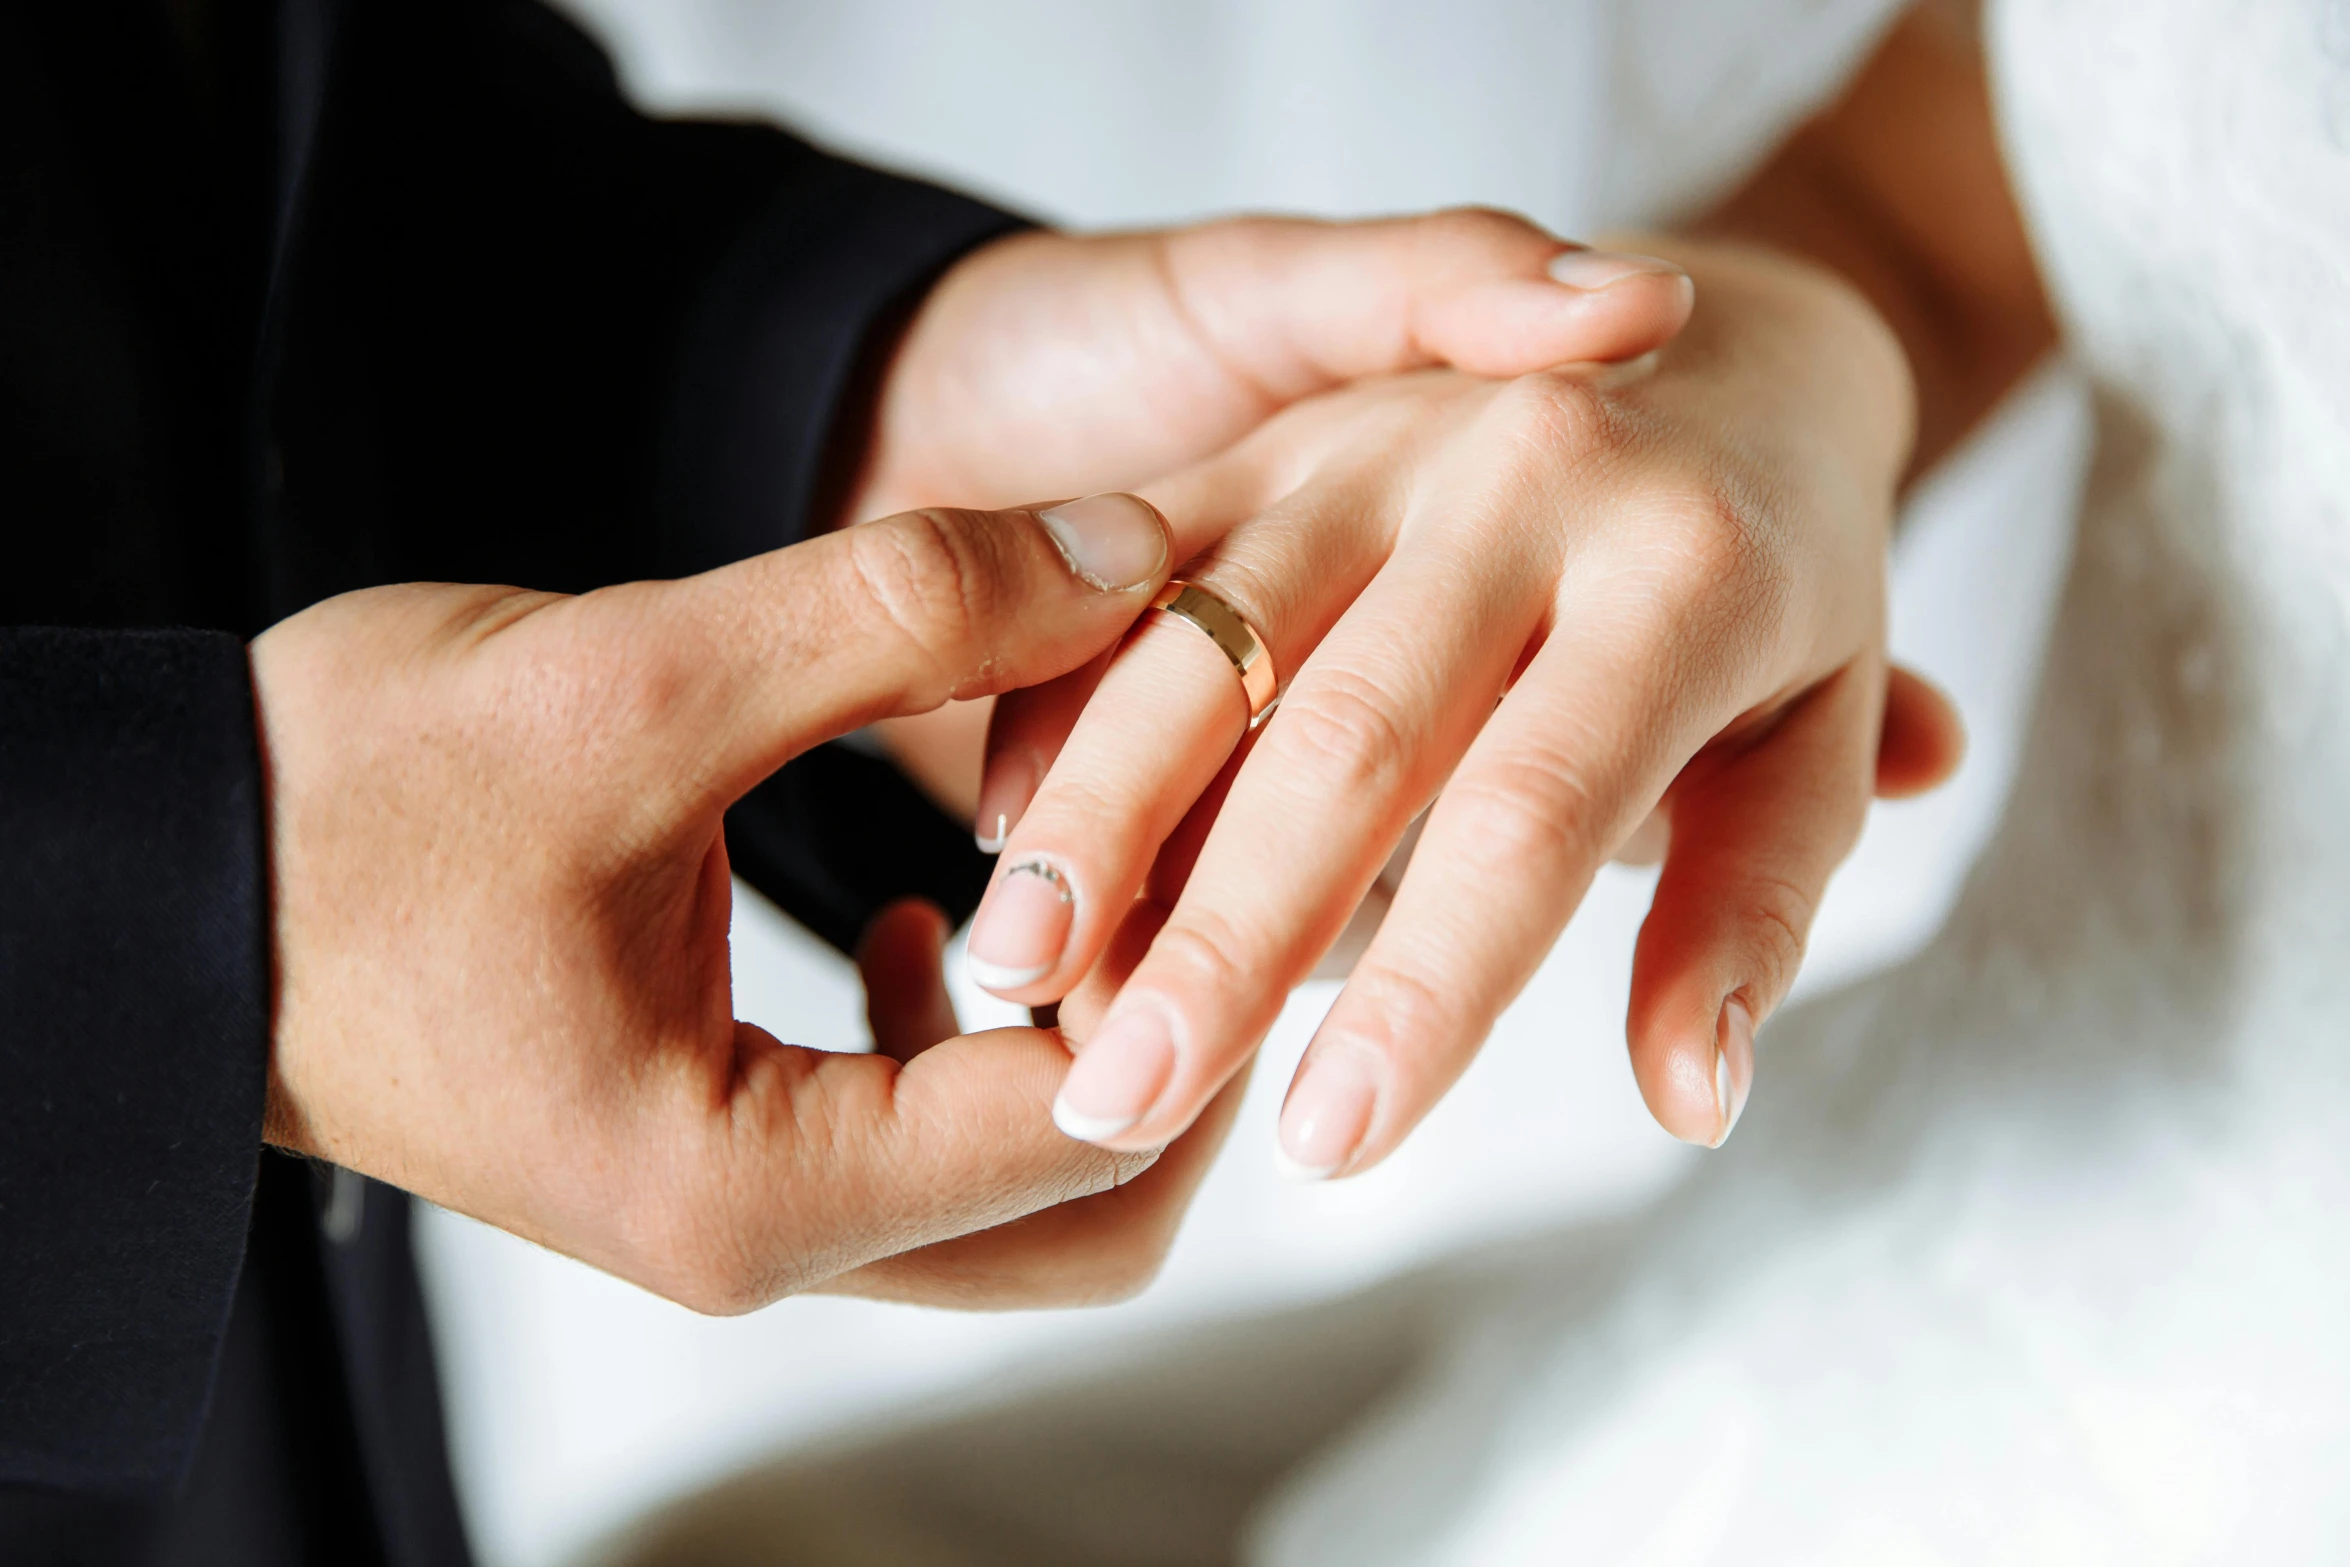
[846,507,1007,703]
[1336,963,1464,1109]
[1412,205,1552,267]
[1492,368,1629,476]
[1272,670,1421,803]
[1145,906,1274,1022]
[1445,761,1611,890]
[1604,472,1799,705]
[1728,867,1819,1007]
[1674,474,1794,627]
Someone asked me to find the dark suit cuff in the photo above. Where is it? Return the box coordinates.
[661,160,1022,950]
[0,628,269,1495]
[658,160,1030,574]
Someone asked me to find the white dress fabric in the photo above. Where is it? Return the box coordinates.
[558,0,1900,236]
[1251,2,2350,1561]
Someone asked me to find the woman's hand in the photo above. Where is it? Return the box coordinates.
[256,493,1204,1312]
[840,212,1697,811]
[849,211,1698,525]
[961,239,1962,1171]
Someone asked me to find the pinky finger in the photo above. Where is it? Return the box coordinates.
[1627,659,1885,1147]
[1875,663,1966,799]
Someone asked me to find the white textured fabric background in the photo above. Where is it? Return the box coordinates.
[410,5,2093,1563]
[1250,1,2350,1559]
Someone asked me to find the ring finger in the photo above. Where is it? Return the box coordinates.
[961,466,1396,1001]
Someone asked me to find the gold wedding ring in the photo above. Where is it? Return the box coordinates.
[1151,579,1279,726]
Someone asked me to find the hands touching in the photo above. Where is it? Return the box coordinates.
[846,210,1698,525]
[251,203,1950,1314]
[960,239,1963,1172]
[246,206,1691,1312]
[255,495,1198,1311]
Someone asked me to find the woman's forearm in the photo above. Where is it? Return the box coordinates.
[1694,2,2055,478]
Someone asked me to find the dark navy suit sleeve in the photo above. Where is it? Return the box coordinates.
[0,0,1014,1517]
[273,0,1012,950]
[0,629,269,1495]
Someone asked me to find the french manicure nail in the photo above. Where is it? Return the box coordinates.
[965,859,1073,992]
[1276,1047,1378,1181]
[1711,996,1756,1148]
[1053,1007,1177,1143]
[1036,493,1169,592]
[1545,249,1688,293]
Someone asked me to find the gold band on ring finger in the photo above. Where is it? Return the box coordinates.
[1150,579,1279,727]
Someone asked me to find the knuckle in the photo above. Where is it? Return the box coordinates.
[1420,204,1542,252]
[1734,870,1817,996]
[1649,479,1791,629]
[1491,368,1623,466]
[1442,762,1606,883]
[1272,670,1417,798]
[1348,965,1455,1075]
[846,508,1003,687]
[1148,905,1261,1002]
[588,646,692,742]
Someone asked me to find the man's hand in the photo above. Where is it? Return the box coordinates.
[253,492,1187,1312]
[817,896,1242,1308]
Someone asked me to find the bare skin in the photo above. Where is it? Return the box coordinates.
[258,3,2050,1311]
[258,214,1685,1311]
[886,0,2050,1183]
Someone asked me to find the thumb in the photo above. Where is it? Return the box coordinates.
[1164,208,1696,396]
[590,493,1172,808]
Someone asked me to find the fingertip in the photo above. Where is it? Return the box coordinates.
[1877,665,1967,798]
[1034,493,1173,594]
[1426,269,1694,377]
[857,897,958,1065]
[1626,941,1753,1148]
[1711,996,1756,1148]
[1642,1020,1730,1147]
[855,896,950,974]
[1275,1043,1379,1181]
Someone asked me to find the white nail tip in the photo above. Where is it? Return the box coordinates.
[966,954,1052,992]
[1711,1047,1737,1149]
[975,814,1008,854]
[1273,1145,1339,1183]
[1052,1098,1140,1144]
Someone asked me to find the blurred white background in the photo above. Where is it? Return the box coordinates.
[414,5,2088,1563]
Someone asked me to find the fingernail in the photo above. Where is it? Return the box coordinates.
[972,751,1039,854]
[1053,1007,1177,1143]
[1711,997,1756,1148]
[1036,493,1169,592]
[965,859,1073,992]
[1276,1048,1378,1181]
[1545,249,1687,293]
